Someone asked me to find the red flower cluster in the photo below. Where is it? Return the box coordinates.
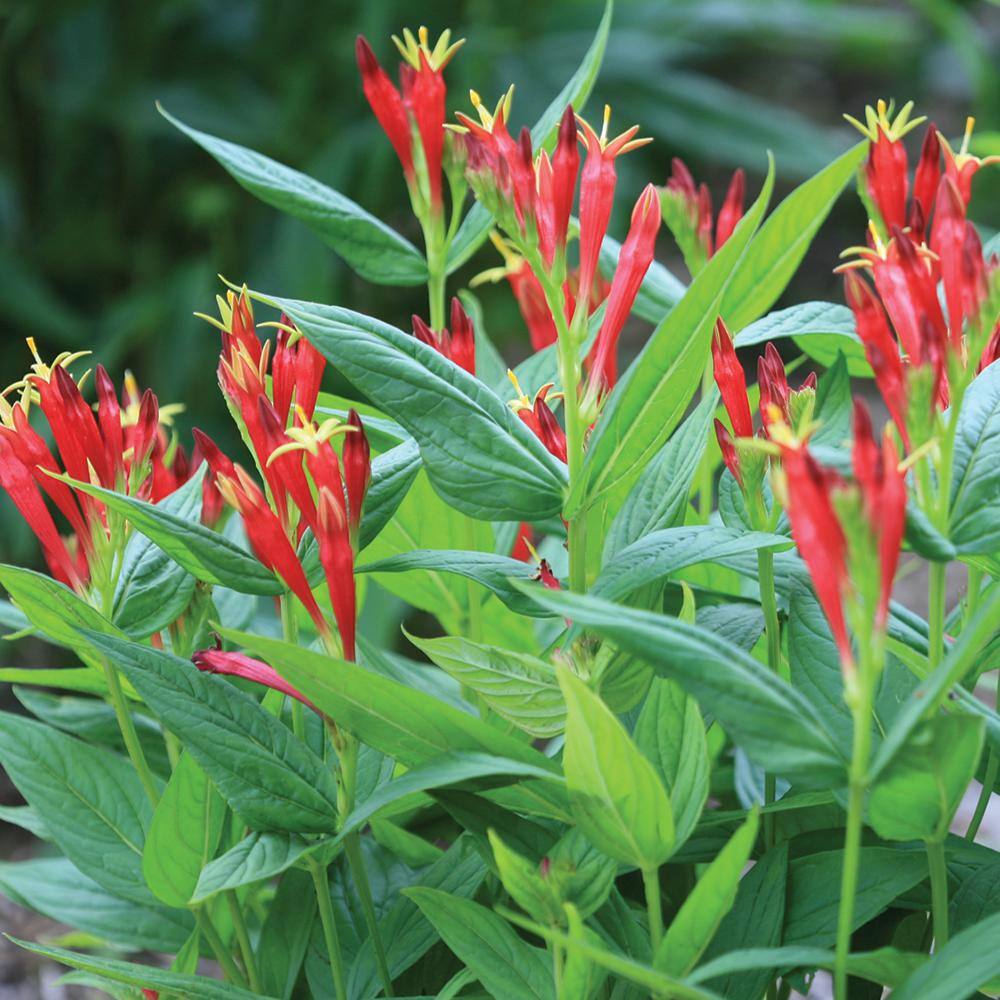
[661,158,745,272]
[196,291,369,661]
[413,297,476,374]
[711,320,815,488]
[778,402,906,671]
[0,343,194,591]
[507,371,567,462]
[355,27,463,214]
[841,103,998,444]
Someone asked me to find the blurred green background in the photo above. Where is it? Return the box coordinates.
[0,0,997,572]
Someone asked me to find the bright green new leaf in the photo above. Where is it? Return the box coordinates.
[559,667,674,868]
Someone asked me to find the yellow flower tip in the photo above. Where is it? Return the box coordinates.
[522,537,542,564]
[393,26,463,71]
[845,99,925,142]
[506,368,530,407]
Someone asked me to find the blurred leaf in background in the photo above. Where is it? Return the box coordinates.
[0,0,996,574]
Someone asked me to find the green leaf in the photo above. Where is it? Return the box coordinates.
[951,863,1000,935]
[0,857,193,953]
[634,678,709,850]
[445,0,613,273]
[258,869,315,1000]
[603,390,716,559]
[82,631,340,834]
[142,751,226,907]
[721,142,865,331]
[654,810,759,977]
[0,565,123,668]
[699,843,789,999]
[405,633,564,737]
[255,295,566,521]
[559,666,674,868]
[783,848,927,946]
[891,910,1000,1000]
[191,831,313,904]
[359,549,546,617]
[112,466,203,637]
[220,629,566,818]
[159,104,426,286]
[869,715,984,841]
[459,289,509,395]
[347,836,487,999]
[948,359,1000,553]
[405,888,555,1000]
[53,474,282,596]
[0,667,113,697]
[0,804,50,841]
[7,937,267,999]
[489,830,565,925]
[593,526,790,602]
[569,159,774,514]
[0,711,157,904]
[521,586,846,785]
[734,301,870,375]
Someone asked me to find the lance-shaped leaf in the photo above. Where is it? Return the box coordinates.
[599,232,686,324]
[654,810,759,977]
[569,159,773,515]
[0,710,157,905]
[159,104,427,286]
[50,472,282,596]
[251,295,567,521]
[721,141,865,331]
[735,300,870,374]
[80,631,340,835]
[358,549,547,617]
[559,667,674,868]
[445,0,613,273]
[7,938,266,1000]
[520,586,846,784]
[407,633,565,737]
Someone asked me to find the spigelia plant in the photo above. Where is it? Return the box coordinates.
[1,7,999,999]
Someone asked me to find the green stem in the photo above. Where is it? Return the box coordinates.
[195,907,247,988]
[345,831,395,996]
[100,658,160,806]
[926,837,950,948]
[308,857,348,1000]
[225,890,261,993]
[464,515,482,642]
[965,565,983,623]
[757,548,782,848]
[833,681,873,1000]
[966,676,998,841]
[642,866,663,956]
[552,943,565,996]
[928,561,947,670]
[423,217,447,331]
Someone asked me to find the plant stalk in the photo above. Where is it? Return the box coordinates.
[345,830,395,996]
[226,889,261,993]
[928,561,947,670]
[308,856,348,1000]
[100,657,160,806]
[966,675,998,841]
[642,866,663,955]
[757,547,782,847]
[195,907,247,988]
[926,837,950,949]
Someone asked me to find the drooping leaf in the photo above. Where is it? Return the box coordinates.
[159,104,427,286]
[569,159,773,514]
[254,295,566,521]
[81,631,340,835]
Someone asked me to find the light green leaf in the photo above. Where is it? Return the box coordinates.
[159,104,427,286]
[654,810,759,977]
[559,667,674,868]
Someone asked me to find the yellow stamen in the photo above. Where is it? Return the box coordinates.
[843,98,926,142]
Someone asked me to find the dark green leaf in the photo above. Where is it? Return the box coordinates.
[159,104,427,286]
[258,868,315,1000]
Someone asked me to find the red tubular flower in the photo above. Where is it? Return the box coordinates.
[193,645,317,711]
[95,365,125,487]
[317,489,357,661]
[550,106,580,256]
[712,318,753,440]
[661,159,745,267]
[272,317,326,425]
[356,36,415,184]
[843,270,909,444]
[511,523,535,562]
[508,259,559,349]
[259,399,317,536]
[715,168,746,248]
[343,409,371,540]
[401,51,447,211]
[508,373,567,463]
[757,342,790,436]
[714,419,742,485]
[780,442,853,668]
[412,297,476,375]
[536,559,561,591]
[938,116,1000,207]
[911,125,941,235]
[575,107,651,321]
[586,183,661,391]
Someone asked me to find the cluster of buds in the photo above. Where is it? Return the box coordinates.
[194,290,370,662]
[0,341,196,593]
[774,402,906,680]
[355,27,464,219]
[711,319,816,515]
[660,158,745,276]
[839,102,999,450]
[412,296,476,374]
